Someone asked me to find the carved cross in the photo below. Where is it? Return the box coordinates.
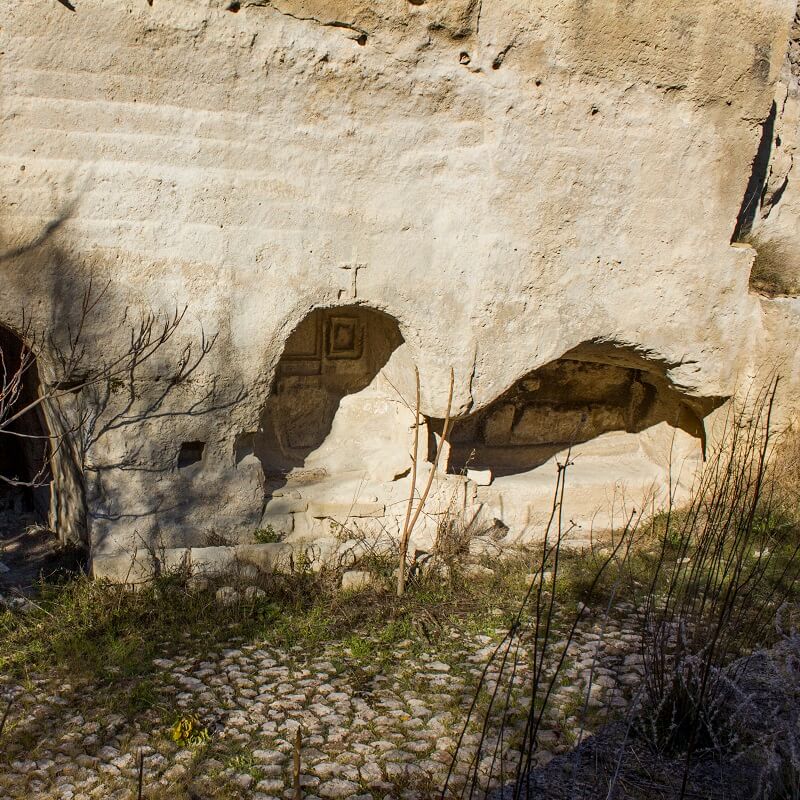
[339,260,367,300]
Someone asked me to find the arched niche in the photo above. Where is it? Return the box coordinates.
[255,305,405,477]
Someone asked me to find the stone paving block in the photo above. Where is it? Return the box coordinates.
[91,551,156,584]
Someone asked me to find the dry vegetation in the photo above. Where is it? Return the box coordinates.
[445,381,800,798]
[3,386,800,799]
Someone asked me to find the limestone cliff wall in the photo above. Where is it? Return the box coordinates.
[0,0,798,557]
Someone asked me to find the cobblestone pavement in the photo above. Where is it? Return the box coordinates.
[0,604,644,800]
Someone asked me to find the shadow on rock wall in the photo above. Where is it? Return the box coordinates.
[253,304,404,493]
[0,195,242,554]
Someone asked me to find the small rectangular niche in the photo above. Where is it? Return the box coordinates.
[177,441,205,469]
[234,432,255,465]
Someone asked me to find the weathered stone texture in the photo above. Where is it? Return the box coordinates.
[0,0,798,561]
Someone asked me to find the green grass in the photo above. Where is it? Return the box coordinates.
[0,572,280,683]
[225,749,264,781]
[0,551,537,687]
[115,676,163,716]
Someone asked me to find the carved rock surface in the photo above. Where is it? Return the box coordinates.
[0,1,798,562]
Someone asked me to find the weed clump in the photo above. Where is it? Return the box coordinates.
[253,525,284,544]
[636,382,800,774]
[171,715,210,748]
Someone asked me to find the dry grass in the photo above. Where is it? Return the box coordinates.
[449,381,800,799]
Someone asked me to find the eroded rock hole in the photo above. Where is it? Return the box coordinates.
[440,348,716,478]
[177,441,205,469]
[256,306,403,479]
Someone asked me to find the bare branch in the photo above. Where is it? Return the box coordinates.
[0,278,219,495]
[397,367,455,596]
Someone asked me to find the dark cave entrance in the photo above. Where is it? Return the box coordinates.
[0,326,51,530]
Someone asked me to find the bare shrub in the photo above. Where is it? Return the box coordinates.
[445,379,800,798]
[635,379,800,792]
[442,456,639,799]
[427,503,507,584]
[431,510,482,568]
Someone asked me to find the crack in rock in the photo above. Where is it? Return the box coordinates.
[246,1,369,45]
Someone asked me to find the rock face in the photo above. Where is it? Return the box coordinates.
[0,0,799,566]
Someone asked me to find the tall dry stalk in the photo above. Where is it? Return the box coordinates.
[397,367,455,597]
[396,367,454,596]
[635,377,800,796]
[441,455,637,799]
[397,366,421,596]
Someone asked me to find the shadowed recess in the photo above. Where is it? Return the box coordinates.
[732,100,777,242]
[255,305,404,479]
[438,343,725,478]
[0,326,51,522]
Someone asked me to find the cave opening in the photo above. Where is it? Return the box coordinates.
[0,326,51,525]
[441,347,715,479]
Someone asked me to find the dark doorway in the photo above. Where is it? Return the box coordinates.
[0,326,51,523]
[0,327,65,593]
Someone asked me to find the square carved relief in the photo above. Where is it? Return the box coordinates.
[326,316,364,359]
